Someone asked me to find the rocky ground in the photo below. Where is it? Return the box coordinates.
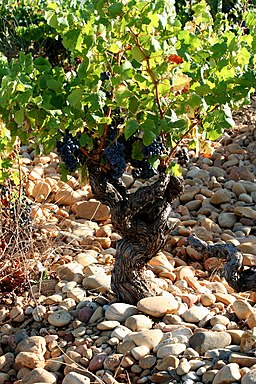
[0,100,256,384]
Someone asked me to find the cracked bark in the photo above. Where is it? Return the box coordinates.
[187,234,256,292]
[88,162,183,304]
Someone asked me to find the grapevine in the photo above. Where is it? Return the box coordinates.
[0,0,254,183]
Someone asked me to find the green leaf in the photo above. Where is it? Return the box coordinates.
[203,108,235,140]
[46,79,63,93]
[166,162,182,177]
[59,163,69,181]
[67,88,84,108]
[187,93,202,109]
[132,141,143,160]
[63,29,83,52]
[131,46,145,62]
[143,130,156,146]
[79,133,94,150]
[108,43,121,53]
[77,59,89,77]
[14,109,24,125]
[108,3,123,17]
[34,57,51,73]
[141,119,157,134]
[124,120,139,139]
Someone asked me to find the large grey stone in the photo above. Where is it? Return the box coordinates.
[189,331,231,355]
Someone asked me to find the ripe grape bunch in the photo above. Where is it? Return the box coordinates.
[56,113,167,181]
[175,148,190,166]
[142,138,165,157]
[57,132,83,172]
[131,137,166,180]
[131,159,158,180]
[104,142,127,179]
[100,71,111,81]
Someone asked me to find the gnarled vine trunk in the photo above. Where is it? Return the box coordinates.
[88,163,183,304]
[187,235,256,293]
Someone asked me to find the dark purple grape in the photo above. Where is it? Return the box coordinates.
[175,148,189,166]
[104,142,126,179]
[142,138,165,157]
[132,160,157,180]
[100,71,110,81]
[57,132,81,172]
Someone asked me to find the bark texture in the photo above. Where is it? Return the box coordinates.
[88,163,183,304]
[187,235,256,292]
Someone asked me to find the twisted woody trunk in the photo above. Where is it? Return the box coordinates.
[88,162,183,305]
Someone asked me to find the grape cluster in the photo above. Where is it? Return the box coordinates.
[175,148,190,166]
[132,160,157,179]
[56,132,82,172]
[104,142,126,179]
[100,71,111,81]
[142,138,165,157]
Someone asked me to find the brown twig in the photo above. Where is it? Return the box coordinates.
[166,118,201,162]
[129,27,164,119]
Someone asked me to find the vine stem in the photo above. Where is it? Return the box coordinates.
[129,27,164,119]
[98,106,112,152]
[167,118,201,160]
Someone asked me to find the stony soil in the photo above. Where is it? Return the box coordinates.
[0,100,256,384]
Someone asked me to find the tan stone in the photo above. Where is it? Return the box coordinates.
[250,292,256,303]
[226,330,244,345]
[25,180,35,196]
[16,336,47,355]
[238,243,256,256]
[75,200,110,221]
[240,329,256,353]
[247,313,256,329]
[29,166,44,180]
[15,352,45,368]
[96,225,112,237]
[137,295,178,318]
[91,236,112,249]
[175,266,195,281]
[156,355,179,370]
[21,368,57,384]
[214,293,236,305]
[200,293,216,306]
[233,299,254,320]
[75,252,98,267]
[204,257,223,271]
[32,180,51,203]
[243,254,256,266]
[130,329,163,349]
[148,252,174,274]
[234,206,256,220]
[55,184,84,206]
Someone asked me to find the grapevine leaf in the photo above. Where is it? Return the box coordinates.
[131,46,145,62]
[67,88,84,108]
[203,108,235,140]
[14,109,24,125]
[108,3,123,17]
[46,79,63,93]
[34,57,51,73]
[143,130,156,146]
[63,29,83,52]
[124,120,139,139]
[166,162,182,177]
[132,141,143,161]
[108,43,121,53]
[79,133,94,150]
[77,59,89,77]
